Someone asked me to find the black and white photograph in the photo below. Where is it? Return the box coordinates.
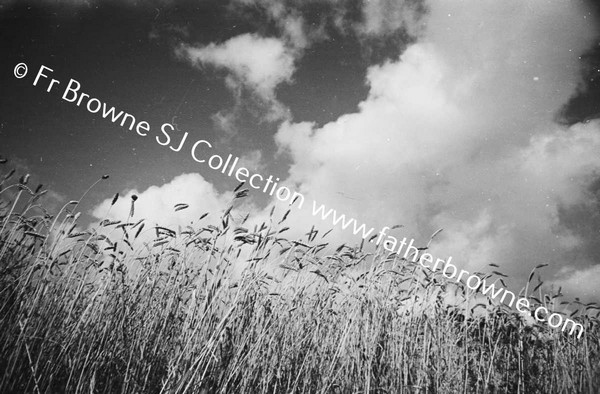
[1,0,599,392]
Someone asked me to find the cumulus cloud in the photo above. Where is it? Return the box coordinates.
[273,0,600,301]
[177,33,295,122]
[178,34,294,95]
[358,0,426,38]
[175,0,428,134]
[90,173,234,231]
[80,0,600,303]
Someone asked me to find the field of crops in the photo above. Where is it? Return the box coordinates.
[1,165,599,393]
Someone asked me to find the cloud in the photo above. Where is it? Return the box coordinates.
[232,0,428,61]
[72,0,600,304]
[211,110,239,142]
[553,264,600,301]
[273,0,600,301]
[90,173,234,231]
[179,33,294,95]
[233,0,310,50]
[358,0,426,38]
[176,0,428,133]
[177,33,295,122]
[238,149,266,174]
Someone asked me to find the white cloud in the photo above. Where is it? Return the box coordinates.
[553,264,600,301]
[179,33,294,95]
[211,110,238,142]
[90,173,233,231]
[238,149,266,174]
[272,0,600,301]
[234,0,309,50]
[77,0,600,303]
[179,0,428,131]
[177,33,295,122]
[359,0,426,38]
[88,173,266,278]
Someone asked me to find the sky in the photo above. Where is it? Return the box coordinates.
[1,0,600,302]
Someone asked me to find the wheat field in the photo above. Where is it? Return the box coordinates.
[0,164,599,394]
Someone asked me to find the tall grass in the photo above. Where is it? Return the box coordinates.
[0,163,598,393]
